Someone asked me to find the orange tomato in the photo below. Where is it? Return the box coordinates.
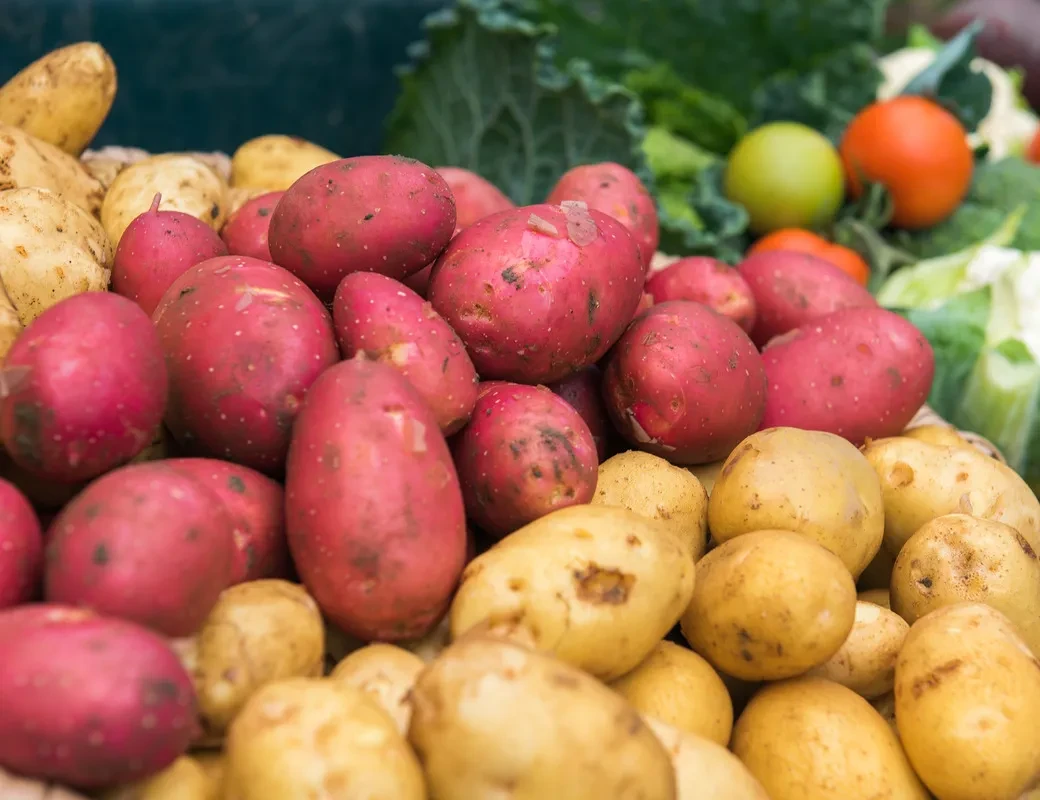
[1027,127,1040,164]
[839,96,973,230]
[748,228,871,286]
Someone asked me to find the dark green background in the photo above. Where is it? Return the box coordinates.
[0,0,446,155]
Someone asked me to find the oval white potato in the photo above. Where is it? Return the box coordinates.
[0,124,105,215]
[450,504,695,681]
[229,134,339,191]
[0,43,116,155]
[101,153,229,246]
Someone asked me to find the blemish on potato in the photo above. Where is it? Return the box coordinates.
[888,461,914,488]
[909,657,963,699]
[91,542,109,565]
[572,562,635,605]
[1015,532,1037,560]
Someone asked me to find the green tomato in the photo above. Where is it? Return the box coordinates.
[723,122,845,235]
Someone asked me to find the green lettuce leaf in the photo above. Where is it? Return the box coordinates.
[383,0,645,205]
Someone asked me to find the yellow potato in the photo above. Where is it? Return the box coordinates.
[731,677,930,800]
[592,450,709,559]
[857,544,895,591]
[681,530,856,681]
[450,504,695,681]
[100,756,219,800]
[225,677,426,800]
[806,600,909,698]
[329,643,425,735]
[644,717,769,800]
[101,154,229,246]
[708,428,884,577]
[891,513,1040,655]
[0,43,116,155]
[858,588,891,608]
[686,460,724,496]
[408,635,676,800]
[902,423,973,450]
[229,134,339,191]
[861,436,1040,557]
[0,124,104,215]
[895,603,1040,800]
[609,641,733,745]
[0,186,112,357]
[190,752,225,795]
[191,580,325,738]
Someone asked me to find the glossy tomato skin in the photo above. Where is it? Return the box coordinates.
[840,96,973,230]
[749,229,870,286]
[1027,127,1040,164]
[724,122,845,235]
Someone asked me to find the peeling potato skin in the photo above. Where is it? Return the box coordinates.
[806,600,909,698]
[681,530,857,681]
[191,580,325,739]
[592,450,709,560]
[328,643,424,735]
[732,677,930,800]
[450,504,695,681]
[224,678,426,800]
[894,603,1040,800]
[408,635,677,800]
[0,125,105,215]
[891,513,1040,656]
[708,427,885,578]
[0,43,116,156]
[861,436,1040,558]
[609,641,733,745]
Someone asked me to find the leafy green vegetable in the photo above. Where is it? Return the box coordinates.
[898,20,993,132]
[892,158,1040,258]
[384,0,644,205]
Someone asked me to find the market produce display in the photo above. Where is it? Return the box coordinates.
[1,1,1040,798]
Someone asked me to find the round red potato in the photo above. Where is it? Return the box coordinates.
[285,357,467,641]
[269,155,457,301]
[332,272,479,435]
[429,203,645,384]
[760,307,935,444]
[436,166,515,232]
[0,292,168,483]
[220,190,284,262]
[44,462,237,637]
[111,193,229,316]
[603,301,767,465]
[646,256,756,333]
[737,250,877,347]
[453,382,599,538]
[0,479,42,609]
[546,162,659,268]
[0,604,198,789]
[152,255,340,474]
[547,365,613,462]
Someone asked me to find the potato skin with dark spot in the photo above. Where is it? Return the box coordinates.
[285,358,467,641]
[428,203,645,384]
[452,382,599,538]
[152,255,340,475]
[268,155,457,301]
[43,462,237,637]
[759,307,934,445]
[332,271,478,435]
[603,300,766,465]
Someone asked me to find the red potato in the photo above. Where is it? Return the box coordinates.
[547,365,613,462]
[546,162,659,268]
[603,301,767,465]
[0,604,197,789]
[111,193,229,316]
[453,382,599,538]
[0,293,168,483]
[0,449,83,511]
[737,250,878,348]
[0,479,42,609]
[153,255,340,474]
[428,203,645,384]
[164,458,289,584]
[646,256,757,333]
[332,272,479,435]
[436,166,515,232]
[285,357,467,641]
[760,307,935,444]
[44,462,236,637]
[220,190,283,262]
[268,155,457,301]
